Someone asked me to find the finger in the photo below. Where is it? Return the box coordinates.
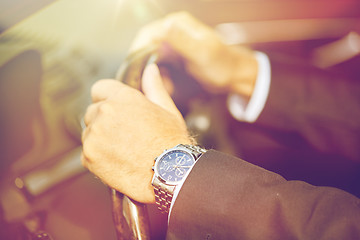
[91,79,123,103]
[81,152,88,168]
[81,123,90,145]
[163,12,222,64]
[83,102,102,126]
[128,11,217,57]
[141,63,182,119]
[129,20,164,54]
[130,11,223,78]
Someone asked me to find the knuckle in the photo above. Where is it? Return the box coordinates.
[164,13,181,30]
[98,102,111,115]
[91,79,111,95]
[80,152,88,167]
[83,104,96,125]
[91,79,120,100]
[82,138,97,165]
[167,11,191,23]
[82,139,91,158]
[162,11,196,39]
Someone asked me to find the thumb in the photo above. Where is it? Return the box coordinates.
[142,63,183,119]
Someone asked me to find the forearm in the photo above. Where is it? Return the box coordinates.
[257,53,360,160]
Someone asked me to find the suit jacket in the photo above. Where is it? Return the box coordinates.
[166,54,360,239]
[167,150,360,239]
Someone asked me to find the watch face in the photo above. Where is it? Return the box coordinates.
[156,150,195,184]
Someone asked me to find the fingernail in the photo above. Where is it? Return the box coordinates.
[146,53,159,66]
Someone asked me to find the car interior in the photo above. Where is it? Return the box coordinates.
[1,0,359,239]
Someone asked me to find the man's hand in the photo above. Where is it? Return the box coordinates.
[130,11,258,97]
[81,64,192,203]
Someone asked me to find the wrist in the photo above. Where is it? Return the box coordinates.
[149,135,195,166]
[228,47,258,98]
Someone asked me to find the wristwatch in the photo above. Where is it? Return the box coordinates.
[151,144,206,213]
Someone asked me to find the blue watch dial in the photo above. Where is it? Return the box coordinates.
[157,150,195,184]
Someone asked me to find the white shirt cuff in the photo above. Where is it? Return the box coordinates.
[227,51,271,123]
[168,163,195,223]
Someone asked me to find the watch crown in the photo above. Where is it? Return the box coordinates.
[152,166,154,171]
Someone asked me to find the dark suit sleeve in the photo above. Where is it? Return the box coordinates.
[166,150,360,240]
[256,53,360,161]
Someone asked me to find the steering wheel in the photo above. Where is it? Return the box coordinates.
[112,44,238,240]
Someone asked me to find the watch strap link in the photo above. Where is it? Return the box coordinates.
[154,185,173,213]
[182,144,207,157]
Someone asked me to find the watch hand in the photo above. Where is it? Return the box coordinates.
[174,165,191,169]
[176,155,186,165]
